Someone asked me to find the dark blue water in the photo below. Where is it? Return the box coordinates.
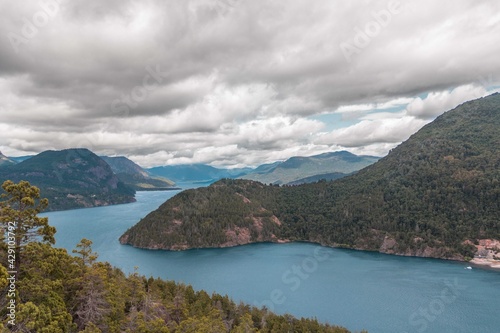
[43,189,500,333]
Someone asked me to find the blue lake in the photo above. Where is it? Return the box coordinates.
[43,189,500,333]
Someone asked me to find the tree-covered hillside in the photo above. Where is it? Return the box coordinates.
[0,181,355,333]
[1,242,354,332]
[0,149,135,211]
[121,94,500,260]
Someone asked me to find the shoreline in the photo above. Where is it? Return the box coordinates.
[469,258,500,270]
[121,239,500,271]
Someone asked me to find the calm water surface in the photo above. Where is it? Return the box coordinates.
[43,189,500,333]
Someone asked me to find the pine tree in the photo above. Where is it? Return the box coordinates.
[73,238,98,267]
[0,180,56,278]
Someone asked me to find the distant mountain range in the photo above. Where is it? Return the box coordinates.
[101,156,178,191]
[0,152,34,165]
[147,151,379,185]
[239,151,380,184]
[120,93,500,263]
[0,149,180,211]
[0,151,16,166]
[147,164,252,183]
[9,155,34,163]
[1,147,380,212]
[0,148,136,211]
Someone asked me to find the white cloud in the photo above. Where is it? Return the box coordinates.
[347,142,400,158]
[235,116,324,150]
[335,97,414,114]
[406,85,488,119]
[316,116,428,148]
[1,0,500,166]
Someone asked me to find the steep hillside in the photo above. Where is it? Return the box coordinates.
[287,172,349,185]
[240,151,379,184]
[101,156,150,177]
[102,156,178,191]
[120,180,283,250]
[120,94,500,261]
[0,152,16,166]
[0,148,135,211]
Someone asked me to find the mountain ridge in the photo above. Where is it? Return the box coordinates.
[0,151,16,166]
[239,151,380,184]
[146,151,379,185]
[0,148,136,211]
[101,156,178,191]
[147,164,251,183]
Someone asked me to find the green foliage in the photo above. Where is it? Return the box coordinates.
[0,265,7,289]
[1,240,353,332]
[122,93,500,260]
[0,181,354,332]
[73,239,98,267]
[0,180,56,275]
[120,180,282,249]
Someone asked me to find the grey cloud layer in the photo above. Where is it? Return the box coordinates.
[1,0,499,166]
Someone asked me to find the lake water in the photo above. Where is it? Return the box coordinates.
[43,189,500,333]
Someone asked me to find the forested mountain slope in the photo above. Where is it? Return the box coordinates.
[0,181,353,332]
[0,148,136,211]
[121,94,500,260]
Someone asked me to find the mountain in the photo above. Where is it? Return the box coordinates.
[0,151,16,166]
[239,151,379,184]
[146,152,377,185]
[252,161,282,174]
[120,93,500,262]
[9,155,34,163]
[287,172,349,185]
[147,164,251,183]
[101,156,178,191]
[101,156,150,177]
[0,148,135,211]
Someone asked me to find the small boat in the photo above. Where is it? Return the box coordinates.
[465,266,472,270]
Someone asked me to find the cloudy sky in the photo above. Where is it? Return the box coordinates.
[1,0,499,168]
